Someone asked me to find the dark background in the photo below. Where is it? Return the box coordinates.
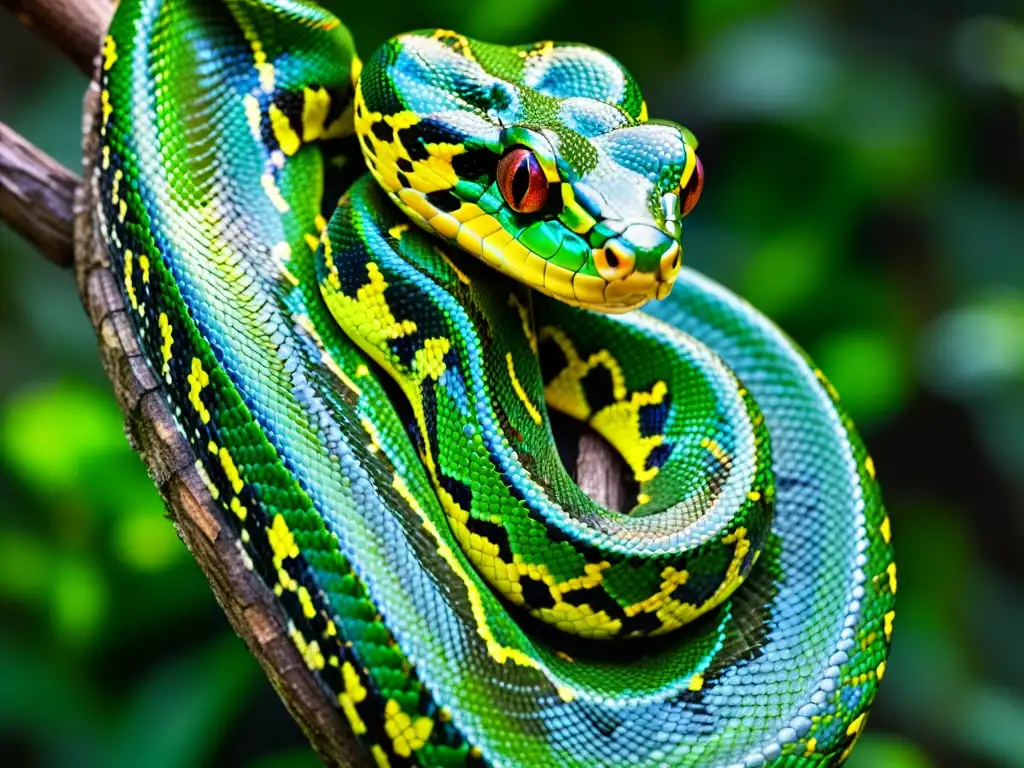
[1,1,1022,766]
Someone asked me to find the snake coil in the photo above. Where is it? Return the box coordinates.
[93,0,895,765]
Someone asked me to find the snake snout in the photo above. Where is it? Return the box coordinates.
[593,224,682,308]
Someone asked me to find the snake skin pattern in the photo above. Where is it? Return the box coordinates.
[93,0,895,765]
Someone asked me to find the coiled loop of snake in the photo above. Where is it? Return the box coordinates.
[95,0,895,765]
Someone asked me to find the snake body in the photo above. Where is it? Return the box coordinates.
[94,0,895,765]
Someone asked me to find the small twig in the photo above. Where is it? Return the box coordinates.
[0,121,78,267]
[0,0,112,77]
[576,430,628,511]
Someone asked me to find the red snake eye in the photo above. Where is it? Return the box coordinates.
[497,148,548,214]
[681,154,703,217]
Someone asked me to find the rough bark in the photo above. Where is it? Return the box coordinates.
[1,0,111,76]
[0,122,78,267]
[75,76,370,768]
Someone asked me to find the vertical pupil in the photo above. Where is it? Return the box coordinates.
[681,155,704,215]
[511,159,532,205]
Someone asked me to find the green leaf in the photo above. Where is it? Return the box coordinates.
[0,529,52,601]
[112,512,186,573]
[740,225,832,317]
[0,634,102,763]
[815,329,909,422]
[248,748,321,768]
[846,734,934,768]
[686,0,785,41]
[957,685,1024,766]
[50,556,108,647]
[104,637,261,768]
[920,289,1024,397]
[0,380,127,491]
[460,0,560,39]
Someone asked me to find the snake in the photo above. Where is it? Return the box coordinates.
[92,0,896,765]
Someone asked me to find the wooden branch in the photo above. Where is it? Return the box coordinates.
[1,0,112,77]
[0,0,112,264]
[576,430,628,512]
[75,82,369,768]
[0,122,77,267]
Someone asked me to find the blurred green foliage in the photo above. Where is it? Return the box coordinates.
[1,1,1022,766]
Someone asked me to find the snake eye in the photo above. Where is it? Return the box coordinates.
[497,148,548,214]
[680,155,703,217]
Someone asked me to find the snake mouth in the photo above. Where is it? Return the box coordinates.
[527,254,674,313]
[578,231,682,312]
[588,267,674,313]
[464,225,674,312]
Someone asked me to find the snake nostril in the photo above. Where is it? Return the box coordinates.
[596,241,635,280]
[659,241,681,280]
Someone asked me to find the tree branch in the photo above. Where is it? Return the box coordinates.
[0,122,78,267]
[1,0,112,77]
[75,81,370,768]
[0,0,111,265]
[576,430,628,511]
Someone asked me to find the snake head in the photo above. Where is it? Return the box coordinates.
[355,30,702,312]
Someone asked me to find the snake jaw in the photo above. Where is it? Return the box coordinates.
[576,223,681,310]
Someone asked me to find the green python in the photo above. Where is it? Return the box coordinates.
[94,1,895,765]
